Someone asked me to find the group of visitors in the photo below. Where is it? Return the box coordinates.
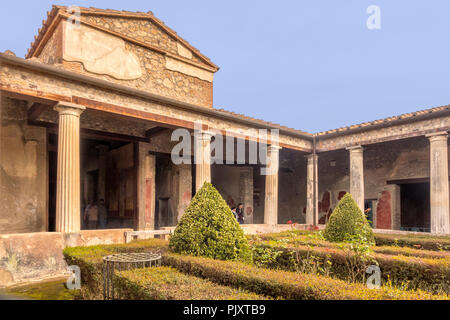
[83,199,108,230]
[231,203,245,224]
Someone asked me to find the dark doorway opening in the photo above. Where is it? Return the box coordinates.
[400,182,430,232]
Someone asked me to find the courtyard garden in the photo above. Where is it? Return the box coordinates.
[60,183,449,300]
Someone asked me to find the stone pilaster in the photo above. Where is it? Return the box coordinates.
[306,154,319,225]
[347,146,365,211]
[427,132,449,234]
[137,142,156,231]
[264,145,281,225]
[54,102,85,233]
[194,131,213,192]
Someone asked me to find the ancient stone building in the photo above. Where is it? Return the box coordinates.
[0,5,449,286]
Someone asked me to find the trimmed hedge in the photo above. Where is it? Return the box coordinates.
[163,253,448,300]
[323,193,374,244]
[113,267,272,300]
[374,233,450,251]
[63,239,169,299]
[252,241,450,294]
[170,182,252,262]
[249,235,450,260]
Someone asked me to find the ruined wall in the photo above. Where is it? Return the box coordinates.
[37,21,63,65]
[36,18,214,108]
[0,98,47,234]
[0,229,131,287]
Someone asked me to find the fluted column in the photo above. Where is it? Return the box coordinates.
[194,131,213,192]
[427,132,449,234]
[55,102,85,233]
[347,146,365,211]
[264,145,281,225]
[306,154,319,225]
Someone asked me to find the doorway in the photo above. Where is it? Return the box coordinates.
[400,182,430,232]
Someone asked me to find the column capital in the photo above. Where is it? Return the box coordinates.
[305,154,319,160]
[192,131,215,141]
[267,144,282,152]
[426,131,448,142]
[346,145,364,152]
[54,102,85,117]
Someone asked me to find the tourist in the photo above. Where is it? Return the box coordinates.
[231,206,238,220]
[98,199,107,229]
[236,203,245,224]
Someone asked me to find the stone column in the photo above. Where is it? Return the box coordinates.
[137,142,156,231]
[427,132,449,234]
[347,146,365,211]
[264,145,281,225]
[54,102,85,233]
[306,154,319,225]
[194,131,213,192]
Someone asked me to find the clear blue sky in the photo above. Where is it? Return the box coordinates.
[1,1,449,133]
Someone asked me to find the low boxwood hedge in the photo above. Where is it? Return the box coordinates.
[252,242,450,294]
[163,253,448,300]
[249,235,450,260]
[63,239,169,299]
[113,267,272,300]
[374,233,450,251]
[255,231,450,252]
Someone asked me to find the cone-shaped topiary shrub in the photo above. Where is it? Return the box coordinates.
[169,182,252,262]
[323,193,375,244]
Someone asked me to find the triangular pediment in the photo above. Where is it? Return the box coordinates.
[27,5,218,71]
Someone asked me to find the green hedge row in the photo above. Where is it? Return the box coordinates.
[250,236,449,260]
[374,233,450,251]
[254,231,450,251]
[63,239,169,299]
[113,267,272,300]
[252,242,450,294]
[163,253,448,300]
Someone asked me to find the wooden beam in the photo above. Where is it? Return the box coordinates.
[29,120,149,143]
[27,102,51,121]
[145,127,170,139]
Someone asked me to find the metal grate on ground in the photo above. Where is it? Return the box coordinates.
[102,251,162,300]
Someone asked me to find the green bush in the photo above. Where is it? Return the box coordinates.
[113,267,272,300]
[163,253,448,300]
[323,193,375,244]
[169,182,252,262]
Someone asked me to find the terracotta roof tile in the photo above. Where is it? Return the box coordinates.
[315,104,450,136]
